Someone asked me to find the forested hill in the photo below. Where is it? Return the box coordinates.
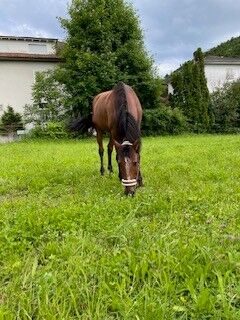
[205,36,240,57]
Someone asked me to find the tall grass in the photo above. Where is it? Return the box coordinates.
[0,135,240,319]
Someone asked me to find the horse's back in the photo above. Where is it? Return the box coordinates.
[92,90,115,131]
[92,83,142,133]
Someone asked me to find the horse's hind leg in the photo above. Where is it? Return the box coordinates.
[96,130,104,175]
[107,137,114,173]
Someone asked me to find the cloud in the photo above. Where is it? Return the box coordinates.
[0,0,68,38]
[1,0,240,75]
[0,24,51,38]
[131,0,240,74]
[155,58,186,77]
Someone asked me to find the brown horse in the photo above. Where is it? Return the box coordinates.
[71,82,143,195]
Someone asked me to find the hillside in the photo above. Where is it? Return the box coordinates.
[206,35,240,57]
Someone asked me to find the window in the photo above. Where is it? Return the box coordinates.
[28,44,47,54]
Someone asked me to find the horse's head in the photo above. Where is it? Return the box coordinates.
[115,140,140,196]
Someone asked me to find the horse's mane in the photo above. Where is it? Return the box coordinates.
[114,82,140,143]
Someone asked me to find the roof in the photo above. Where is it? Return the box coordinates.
[205,56,240,65]
[0,35,58,43]
[0,52,62,62]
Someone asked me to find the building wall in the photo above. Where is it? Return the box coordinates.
[0,61,58,114]
[0,39,55,54]
[204,64,240,93]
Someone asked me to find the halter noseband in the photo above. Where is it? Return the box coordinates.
[122,179,137,187]
[120,141,138,187]
[121,140,133,146]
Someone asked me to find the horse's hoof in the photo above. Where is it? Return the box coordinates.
[124,188,135,196]
[126,192,135,197]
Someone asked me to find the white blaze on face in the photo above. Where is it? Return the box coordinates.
[120,141,138,188]
[121,157,137,187]
[125,157,131,180]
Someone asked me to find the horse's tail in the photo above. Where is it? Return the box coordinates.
[68,113,93,133]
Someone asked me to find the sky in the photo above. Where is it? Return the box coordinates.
[0,0,240,76]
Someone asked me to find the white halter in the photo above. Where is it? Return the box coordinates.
[121,179,137,187]
[121,140,133,146]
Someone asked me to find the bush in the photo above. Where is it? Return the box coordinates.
[210,80,240,133]
[141,106,188,136]
[0,106,23,134]
[29,121,70,139]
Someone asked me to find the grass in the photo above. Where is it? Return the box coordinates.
[0,135,240,319]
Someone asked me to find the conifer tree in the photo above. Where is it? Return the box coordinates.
[193,48,210,130]
[170,48,211,132]
[0,106,23,133]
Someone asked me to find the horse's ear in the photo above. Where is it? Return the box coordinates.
[114,140,121,149]
[133,140,140,152]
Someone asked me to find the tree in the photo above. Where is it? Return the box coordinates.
[59,0,162,116]
[193,48,211,130]
[24,70,70,125]
[0,106,23,134]
[170,71,184,109]
[170,48,211,132]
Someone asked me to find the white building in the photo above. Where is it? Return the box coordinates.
[0,35,61,115]
[204,56,240,93]
[167,56,240,95]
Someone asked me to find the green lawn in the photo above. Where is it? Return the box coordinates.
[0,135,240,319]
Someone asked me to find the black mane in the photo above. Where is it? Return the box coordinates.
[114,82,140,144]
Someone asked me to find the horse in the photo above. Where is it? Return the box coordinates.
[70,82,143,195]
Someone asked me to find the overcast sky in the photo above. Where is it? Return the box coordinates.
[0,0,240,76]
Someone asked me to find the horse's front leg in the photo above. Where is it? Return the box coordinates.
[107,138,114,173]
[138,158,143,187]
[96,130,104,175]
[115,152,121,180]
[138,169,143,187]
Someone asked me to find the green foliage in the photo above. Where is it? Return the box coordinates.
[59,0,162,115]
[0,106,23,133]
[24,71,70,125]
[29,121,70,139]
[142,106,187,135]
[206,36,240,57]
[170,48,211,132]
[1,136,240,318]
[210,81,240,132]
